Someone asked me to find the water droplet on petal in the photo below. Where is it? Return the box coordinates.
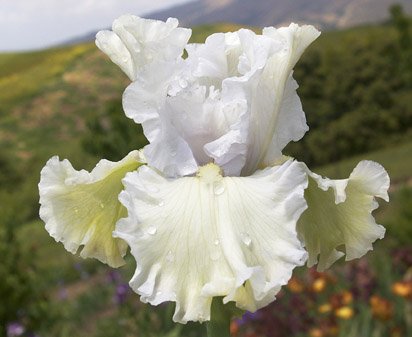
[166,250,174,262]
[214,239,220,246]
[147,226,157,235]
[156,290,162,296]
[157,200,165,207]
[122,57,128,63]
[179,78,188,88]
[100,203,105,209]
[147,185,159,193]
[241,232,252,247]
[213,181,225,196]
[170,150,177,157]
[74,208,79,214]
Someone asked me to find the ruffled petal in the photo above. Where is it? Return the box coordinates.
[297,161,390,271]
[39,151,144,267]
[96,16,191,80]
[122,61,199,177]
[241,24,320,174]
[114,160,308,323]
[120,21,319,177]
[185,25,319,176]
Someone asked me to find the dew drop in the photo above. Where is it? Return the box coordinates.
[147,226,157,235]
[147,185,159,193]
[166,250,174,262]
[179,78,188,88]
[241,232,252,247]
[99,203,105,209]
[170,150,177,157]
[156,290,162,296]
[122,57,128,63]
[214,239,220,246]
[74,208,79,214]
[213,181,225,196]
[157,200,165,207]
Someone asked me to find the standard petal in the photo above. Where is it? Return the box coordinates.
[114,160,308,323]
[241,24,320,174]
[297,161,390,271]
[122,61,199,177]
[186,25,319,176]
[96,15,191,80]
[39,151,144,267]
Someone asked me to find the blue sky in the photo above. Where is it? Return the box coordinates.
[0,0,194,51]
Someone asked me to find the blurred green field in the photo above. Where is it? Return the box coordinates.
[0,11,411,337]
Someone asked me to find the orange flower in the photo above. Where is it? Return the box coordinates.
[287,276,305,293]
[330,290,353,309]
[370,295,393,321]
[309,328,324,337]
[392,281,412,299]
[318,303,332,314]
[341,290,353,305]
[230,320,239,336]
[334,306,354,320]
[312,277,327,293]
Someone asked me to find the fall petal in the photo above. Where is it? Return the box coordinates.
[114,160,308,322]
[297,161,390,271]
[39,151,144,267]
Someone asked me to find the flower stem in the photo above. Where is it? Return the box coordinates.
[206,298,242,337]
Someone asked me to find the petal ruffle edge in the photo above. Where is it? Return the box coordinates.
[96,15,191,81]
[297,160,390,271]
[114,160,308,323]
[39,150,144,267]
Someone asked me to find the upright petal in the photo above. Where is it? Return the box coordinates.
[96,16,191,80]
[39,151,144,267]
[114,160,308,323]
[241,24,320,174]
[297,161,390,271]
[123,61,199,177]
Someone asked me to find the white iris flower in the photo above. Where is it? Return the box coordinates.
[39,15,389,324]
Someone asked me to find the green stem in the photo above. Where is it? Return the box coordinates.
[206,298,240,337]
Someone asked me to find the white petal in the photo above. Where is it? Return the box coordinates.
[95,30,135,80]
[114,160,308,323]
[262,75,309,166]
[297,161,390,271]
[39,151,144,267]
[186,25,319,175]
[96,15,191,80]
[241,24,320,174]
[123,61,198,177]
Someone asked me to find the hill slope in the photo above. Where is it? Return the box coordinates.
[148,0,412,29]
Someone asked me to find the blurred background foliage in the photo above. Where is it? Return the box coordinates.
[0,4,411,337]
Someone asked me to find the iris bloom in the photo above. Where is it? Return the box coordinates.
[39,15,389,324]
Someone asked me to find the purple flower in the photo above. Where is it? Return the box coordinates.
[107,270,121,284]
[7,322,25,337]
[114,283,129,305]
[237,311,261,325]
